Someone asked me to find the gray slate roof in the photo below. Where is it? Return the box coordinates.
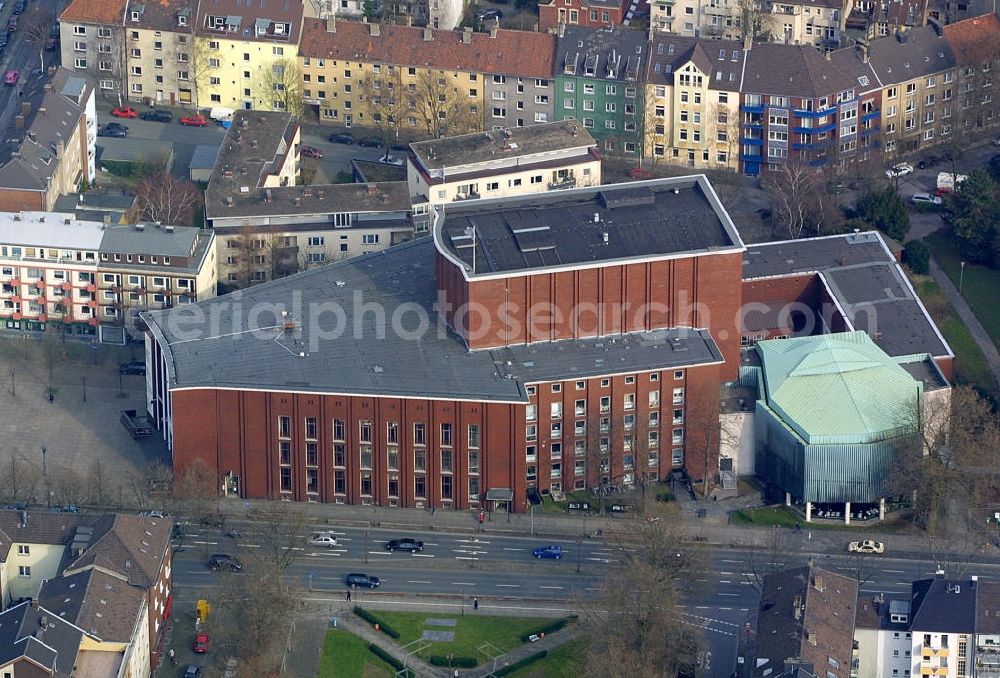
[867,25,956,84]
[910,574,977,633]
[556,25,648,81]
[38,569,145,643]
[0,601,83,675]
[647,36,746,91]
[101,223,203,258]
[64,513,171,588]
[0,69,92,193]
[742,232,951,360]
[144,237,723,396]
[742,43,862,98]
[0,509,80,563]
[438,176,744,277]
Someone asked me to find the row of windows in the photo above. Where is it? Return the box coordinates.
[278,416,480,448]
[523,429,678,459]
[279,467,483,500]
[279,441,481,474]
[528,372,683,395]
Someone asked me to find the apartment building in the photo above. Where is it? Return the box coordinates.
[739,42,880,175]
[204,111,418,287]
[555,25,647,156]
[645,36,746,171]
[407,120,601,205]
[942,14,1000,135]
[60,0,130,100]
[847,0,928,40]
[98,223,217,332]
[854,595,913,678]
[868,23,957,155]
[0,211,214,339]
[122,0,199,105]
[194,0,304,111]
[909,574,975,678]
[754,564,860,678]
[538,0,628,31]
[0,69,96,213]
[298,19,556,133]
[650,0,743,39]
[771,0,851,49]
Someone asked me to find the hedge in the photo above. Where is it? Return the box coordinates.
[519,616,575,642]
[353,607,401,639]
[495,650,548,676]
[429,655,478,668]
[367,643,413,677]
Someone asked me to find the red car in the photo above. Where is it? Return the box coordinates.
[111,106,139,118]
[627,167,655,180]
[300,146,324,159]
[4,70,18,86]
[180,115,208,127]
[192,633,210,653]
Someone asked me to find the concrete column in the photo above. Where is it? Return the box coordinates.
[786,492,792,506]
[805,501,812,523]
[879,497,885,520]
[845,501,851,525]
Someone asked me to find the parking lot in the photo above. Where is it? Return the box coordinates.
[0,333,166,507]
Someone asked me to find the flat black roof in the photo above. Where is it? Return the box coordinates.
[145,238,723,397]
[437,176,744,277]
[743,232,951,360]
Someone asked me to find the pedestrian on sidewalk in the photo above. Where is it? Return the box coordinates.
[48,392,54,404]
[168,648,175,665]
[346,589,352,602]
[473,597,479,611]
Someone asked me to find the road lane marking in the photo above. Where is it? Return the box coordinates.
[882,569,905,573]
[496,584,520,588]
[407,580,431,584]
[452,582,476,586]
[539,586,564,590]
[455,556,479,561]
[369,551,391,556]
[718,593,739,597]
[193,541,218,545]
[503,548,525,552]
[411,553,435,558]
[719,580,732,584]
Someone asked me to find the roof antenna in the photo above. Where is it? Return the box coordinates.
[465,222,477,274]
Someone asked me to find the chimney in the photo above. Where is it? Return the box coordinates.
[369,22,380,36]
[825,49,831,61]
[367,183,378,195]
[743,34,752,51]
[814,575,825,592]
[490,22,499,38]
[558,22,565,38]
[14,114,23,129]
[19,510,27,528]
[21,101,30,117]
[43,83,51,93]
[325,17,336,33]
[928,16,941,35]
[462,26,472,43]
[793,595,803,619]
[858,39,869,63]
[423,27,433,41]
[406,16,412,26]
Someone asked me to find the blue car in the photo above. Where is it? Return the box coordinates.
[532,545,563,559]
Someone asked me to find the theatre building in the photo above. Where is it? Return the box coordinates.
[143,176,747,510]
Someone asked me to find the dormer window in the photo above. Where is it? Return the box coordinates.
[177,14,187,25]
[131,11,140,21]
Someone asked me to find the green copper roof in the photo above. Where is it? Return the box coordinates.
[756,332,922,445]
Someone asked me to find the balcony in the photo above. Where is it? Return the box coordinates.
[793,106,838,119]
[862,109,881,121]
[704,24,725,35]
[548,177,577,190]
[741,103,765,114]
[740,152,763,162]
[741,136,764,146]
[793,122,837,134]
[453,192,481,201]
[654,0,675,5]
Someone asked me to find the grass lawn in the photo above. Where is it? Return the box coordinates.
[913,274,999,399]
[925,231,1000,350]
[508,638,586,678]
[316,629,393,678]
[370,611,554,663]
[730,506,802,527]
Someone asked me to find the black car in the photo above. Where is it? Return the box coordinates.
[207,554,242,571]
[477,8,502,21]
[345,573,380,588]
[183,666,202,678]
[199,514,225,527]
[329,132,353,144]
[385,538,424,552]
[357,137,384,148]
[118,360,146,375]
[98,123,128,138]
[390,142,410,152]
[140,109,173,122]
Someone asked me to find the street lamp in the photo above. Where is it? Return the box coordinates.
[41,446,50,509]
[959,261,966,295]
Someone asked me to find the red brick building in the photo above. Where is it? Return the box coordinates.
[145,177,746,510]
[538,0,628,32]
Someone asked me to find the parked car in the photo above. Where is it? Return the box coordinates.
[329,132,354,144]
[44,37,56,51]
[911,192,942,206]
[308,531,339,547]
[98,122,128,138]
[3,69,18,86]
[848,539,885,554]
[358,137,384,148]
[141,510,168,518]
[192,633,210,653]
[345,573,380,588]
[6,17,17,31]
[917,155,940,169]
[183,666,202,678]
[385,538,424,552]
[477,8,502,21]
[992,137,1000,147]
[199,514,225,527]
[885,162,914,178]
[140,109,173,122]
[300,145,324,158]
[119,360,146,375]
[180,114,208,126]
[532,544,563,559]
[120,409,152,438]
[627,167,655,180]
[390,142,410,152]
[376,154,403,166]
[206,554,242,571]
[111,106,139,118]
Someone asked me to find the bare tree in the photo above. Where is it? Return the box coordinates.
[188,39,213,112]
[130,172,200,226]
[244,504,310,576]
[742,526,790,593]
[364,67,407,151]
[737,0,772,42]
[259,58,302,114]
[172,457,218,521]
[411,70,479,138]
[761,160,827,238]
[581,520,701,677]
[1,452,42,505]
[22,7,51,73]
